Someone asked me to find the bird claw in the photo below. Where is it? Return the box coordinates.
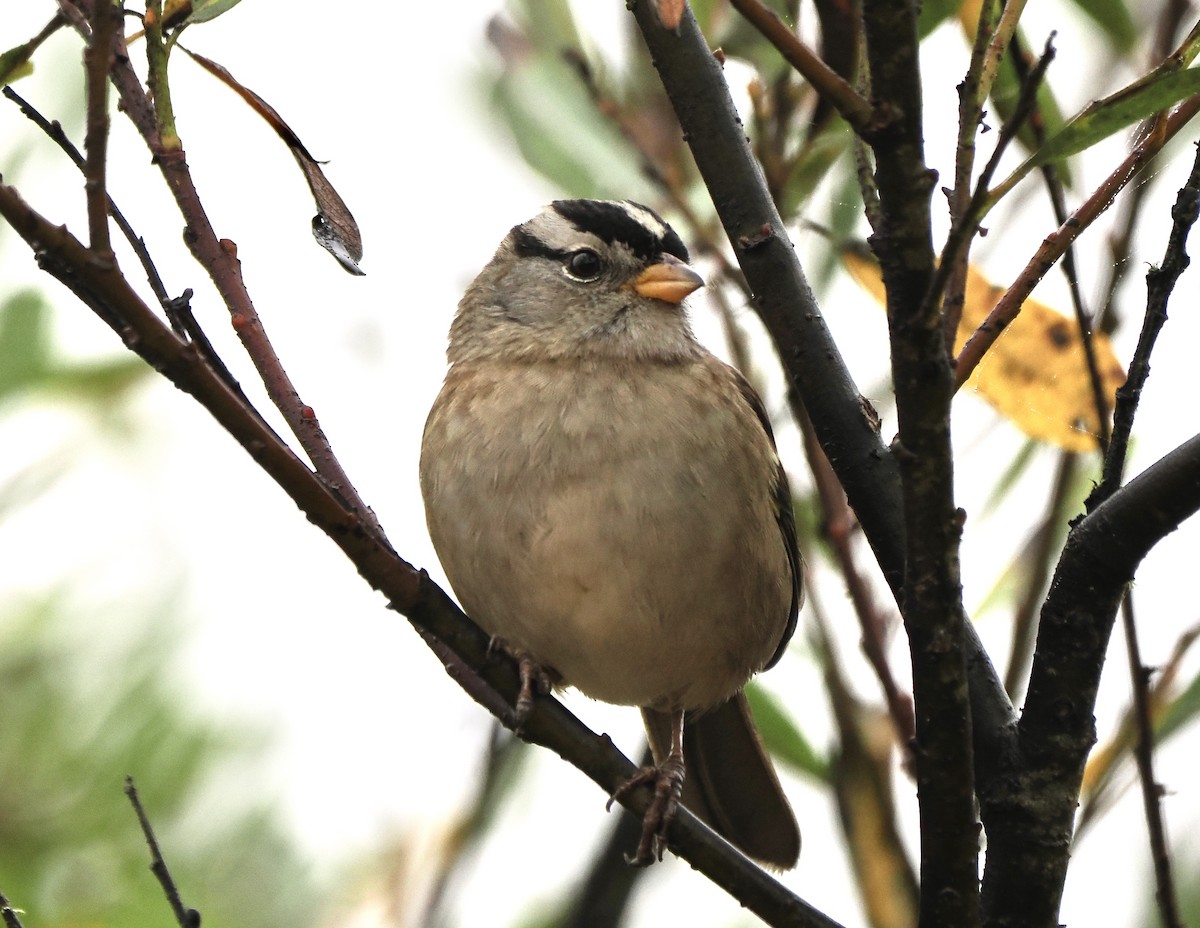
[486,637,554,730]
[607,753,686,866]
[514,654,552,726]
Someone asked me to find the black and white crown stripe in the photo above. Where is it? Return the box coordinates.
[511,199,690,266]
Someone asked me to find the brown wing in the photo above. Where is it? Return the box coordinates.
[730,367,802,669]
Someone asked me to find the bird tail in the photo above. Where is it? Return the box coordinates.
[641,692,800,869]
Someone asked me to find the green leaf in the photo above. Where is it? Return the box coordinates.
[1157,664,1200,742]
[1029,68,1200,170]
[183,0,244,25]
[745,680,829,782]
[508,0,583,59]
[980,438,1041,518]
[490,53,655,200]
[918,0,966,38]
[0,289,52,400]
[0,288,149,407]
[983,34,1072,184]
[779,120,851,217]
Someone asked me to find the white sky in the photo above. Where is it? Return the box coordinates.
[3,3,1200,927]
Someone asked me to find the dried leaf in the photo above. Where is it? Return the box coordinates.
[843,248,1126,451]
[182,48,364,275]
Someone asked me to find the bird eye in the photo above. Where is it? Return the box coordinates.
[564,249,603,281]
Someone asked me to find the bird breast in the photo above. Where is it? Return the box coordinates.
[420,355,792,712]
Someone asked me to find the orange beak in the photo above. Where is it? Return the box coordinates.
[630,254,704,304]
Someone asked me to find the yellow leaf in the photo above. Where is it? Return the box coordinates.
[843,248,1126,451]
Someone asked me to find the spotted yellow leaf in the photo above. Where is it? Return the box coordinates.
[843,248,1126,452]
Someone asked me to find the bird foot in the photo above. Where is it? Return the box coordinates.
[607,752,686,866]
[486,638,555,729]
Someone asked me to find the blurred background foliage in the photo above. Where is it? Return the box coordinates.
[0,277,322,926]
[4,1,1200,927]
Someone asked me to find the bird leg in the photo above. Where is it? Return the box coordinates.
[485,637,555,728]
[608,709,686,866]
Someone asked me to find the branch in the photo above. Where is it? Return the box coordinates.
[798,404,915,751]
[727,0,874,133]
[980,429,1200,926]
[861,0,978,922]
[0,178,844,928]
[1093,141,1200,504]
[629,0,903,584]
[1118,595,1184,928]
[125,777,197,928]
[65,1,385,541]
[1084,139,1200,928]
[0,889,24,928]
[936,33,1056,349]
[83,0,116,257]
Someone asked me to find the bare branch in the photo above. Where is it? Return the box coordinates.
[1094,142,1200,503]
[83,0,116,258]
[125,777,197,928]
[727,0,874,133]
[0,889,25,928]
[1118,595,1184,928]
[861,0,979,920]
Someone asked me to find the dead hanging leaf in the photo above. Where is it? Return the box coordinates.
[181,48,365,276]
[843,247,1126,451]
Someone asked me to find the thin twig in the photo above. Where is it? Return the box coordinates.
[65,2,389,544]
[1092,142,1200,504]
[943,0,1003,348]
[975,0,1031,112]
[0,889,25,928]
[1119,595,1184,928]
[1078,144,1200,928]
[83,0,116,258]
[933,34,1056,342]
[124,777,198,928]
[1008,31,1111,451]
[796,400,915,753]
[727,0,874,133]
[954,96,1200,390]
[1077,621,1200,836]
[0,12,67,83]
[1,85,243,393]
[1002,451,1079,698]
[1093,1,1192,335]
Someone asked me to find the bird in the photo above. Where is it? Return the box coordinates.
[419,198,801,868]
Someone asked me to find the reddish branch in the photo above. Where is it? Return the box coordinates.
[954,98,1200,389]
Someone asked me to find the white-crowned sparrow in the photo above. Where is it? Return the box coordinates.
[420,199,801,868]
